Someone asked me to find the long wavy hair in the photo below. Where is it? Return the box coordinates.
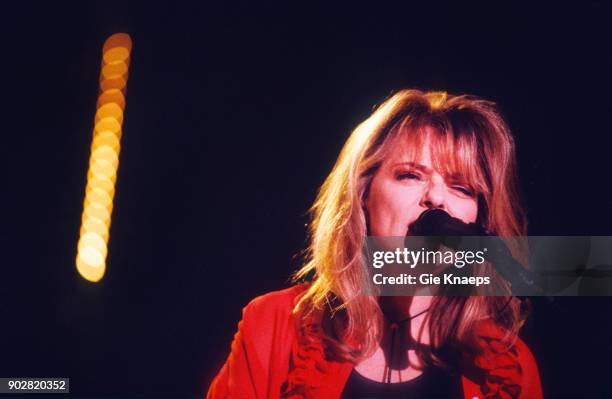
[292,89,528,368]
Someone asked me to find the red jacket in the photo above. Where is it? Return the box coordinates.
[206,284,542,399]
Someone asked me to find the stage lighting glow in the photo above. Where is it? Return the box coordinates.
[83,201,112,225]
[101,62,128,79]
[95,103,124,123]
[78,232,108,257]
[103,48,130,64]
[102,33,132,60]
[77,33,132,283]
[97,89,125,109]
[90,160,117,178]
[77,247,105,267]
[76,249,105,282]
[92,131,120,152]
[85,187,113,208]
[87,174,115,193]
[81,218,109,242]
[100,76,127,92]
[94,118,121,135]
[90,146,119,168]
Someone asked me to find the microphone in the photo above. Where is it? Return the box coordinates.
[407,209,543,296]
[409,208,488,236]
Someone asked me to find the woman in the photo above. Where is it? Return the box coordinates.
[206,90,542,399]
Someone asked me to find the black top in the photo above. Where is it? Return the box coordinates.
[340,366,463,399]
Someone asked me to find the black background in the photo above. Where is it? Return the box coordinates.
[2,2,612,398]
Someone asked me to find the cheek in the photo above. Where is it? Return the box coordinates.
[448,199,479,224]
[366,178,423,235]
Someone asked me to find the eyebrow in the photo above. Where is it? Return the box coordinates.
[446,173,468,181]
[392,162,469,182]
[391,162,433,174]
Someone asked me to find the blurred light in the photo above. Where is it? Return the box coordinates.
[92,131,120,152]
[97,89,125,109]
[95,103,124,124]
[100,76,127,92]
[94,118,122,136]
[78,232,108,257]
[87,173,115,193]
[83,201,112,225]
[90,146,119,169]
[101,62,128,79]
[85,186,113,209]
[88,162,117,183]
[77,33,132,283]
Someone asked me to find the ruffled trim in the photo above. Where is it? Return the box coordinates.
[281,306,525,399]
[464,319,523,399]
[280,306,330,399]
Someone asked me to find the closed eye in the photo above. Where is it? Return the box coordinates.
[451,185,474,196]
[396,172,422,181]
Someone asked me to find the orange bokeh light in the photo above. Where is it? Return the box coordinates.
[83,201,112,225]
[77,32,131,283]
[91,145,119,168]
[81,217,110,241]
[101,62,128,80]
[76,249,106,282]
[78,231,108,255]
[85,186,114,208]
[92,130,121,152]
[95,103,124,124]
[100,76,127,92]
[97,89,126,110]
[94,117,121,135]
[102,33,132,65]
[87,173,115,194]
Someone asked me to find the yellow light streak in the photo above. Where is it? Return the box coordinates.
[76,33,132,282]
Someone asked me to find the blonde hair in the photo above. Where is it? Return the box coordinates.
[292,89,528,367]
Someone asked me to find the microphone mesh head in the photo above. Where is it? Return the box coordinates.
[410,209,452,235]
[409,209,486,236]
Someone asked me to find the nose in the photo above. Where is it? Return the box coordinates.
[419,177,446,210]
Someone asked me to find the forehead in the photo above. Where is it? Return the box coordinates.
[382,125,481,182]
[386,133,433,165]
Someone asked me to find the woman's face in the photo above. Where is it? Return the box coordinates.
[365,131,479,236]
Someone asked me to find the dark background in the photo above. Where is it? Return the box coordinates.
[2,1,611,398]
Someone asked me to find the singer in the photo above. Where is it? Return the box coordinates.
[206,90,542,398]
